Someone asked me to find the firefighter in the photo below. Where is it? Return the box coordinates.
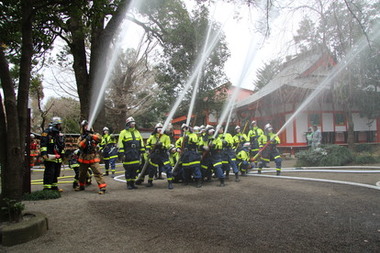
[203,126,225,186]
[118,117,145,190]
[236,142,252,176]
[247,120,264,162]
[76,120,107,194]
[257,126,282,175]
[100,126,118,178]
[29,133,40,168]
[217,126,240,182]
[40,116,65,191]
[179,124,202,188]
[143,123,174,189]
[233,125,248,151]
[69,149,81,188]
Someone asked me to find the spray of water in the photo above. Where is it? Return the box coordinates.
[213,0,269,138]
[185,17,214,126]
[88,0,144,129]
[275,27,380,139]
[162,6,231,133]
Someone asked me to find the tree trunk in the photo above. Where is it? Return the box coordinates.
[346,107,355,150]
[0,50,24,201]
[67,5,90,120]
[0,1,34,202]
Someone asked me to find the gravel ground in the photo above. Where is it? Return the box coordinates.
[1,160,380,253]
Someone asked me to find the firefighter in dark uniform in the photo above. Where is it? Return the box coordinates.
[247,120,264,162]
[100,126,118,178]
[203,126,225,186]
[217,126,240,182]
[179,124,202,188]
[144,123,174,189]
[118,117,145,190]
[257,126,282,175]
[40,116,65,191]
[236,142,251,176]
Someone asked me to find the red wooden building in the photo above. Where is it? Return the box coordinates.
[234,51,379,153]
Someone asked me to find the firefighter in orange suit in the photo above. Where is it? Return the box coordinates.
[76,120,107,194]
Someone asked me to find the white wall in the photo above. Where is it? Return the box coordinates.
[353,113,377,131]
[322,113,334,132]
[296,113,308,143]
[285,113,294,143]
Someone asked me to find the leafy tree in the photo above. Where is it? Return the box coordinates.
[43,97,81,133]
[253,58,282,90]
[137,1,230,125]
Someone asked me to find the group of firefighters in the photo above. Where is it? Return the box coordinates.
[39,116,283,194]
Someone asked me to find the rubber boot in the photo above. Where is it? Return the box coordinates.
[225,170,230,179]
[196,178,202,188]
[127,181,133,190]
[276,170,281,176]
[241,171,246,177]
[235,173,240,182]
[131,181,138,189]
[103,171,109,176]
[98,187,106,195]
[168,181,173,190]
[146,180,153,187]
[75,185,85,191]
[111,172,115,178]
[258,169,262,174]
[218,178,225,187]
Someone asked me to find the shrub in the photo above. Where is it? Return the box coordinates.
[354,144,373,153]
[354,152,379,164]
[23,190,61,201]
[1,198,25,223]
[296,145,353,167]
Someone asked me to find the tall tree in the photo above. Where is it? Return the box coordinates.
[0,0,58,204]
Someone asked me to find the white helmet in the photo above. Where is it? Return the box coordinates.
[155,123,163,129]
[205,124,213,130]
[52,116,62,126]
[243,142,250,148]
[81,120,88,126]
[103,127,109,132]
[181,123,189,130]
[126,117,135,125]
[193,126,200,134]
[251,120,257,125]
[235,125,241,130]
[74,149,80,155]
[264,123,272,130]
[30,134,35,139]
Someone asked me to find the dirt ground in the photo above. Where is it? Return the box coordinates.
[1,159,380,253]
